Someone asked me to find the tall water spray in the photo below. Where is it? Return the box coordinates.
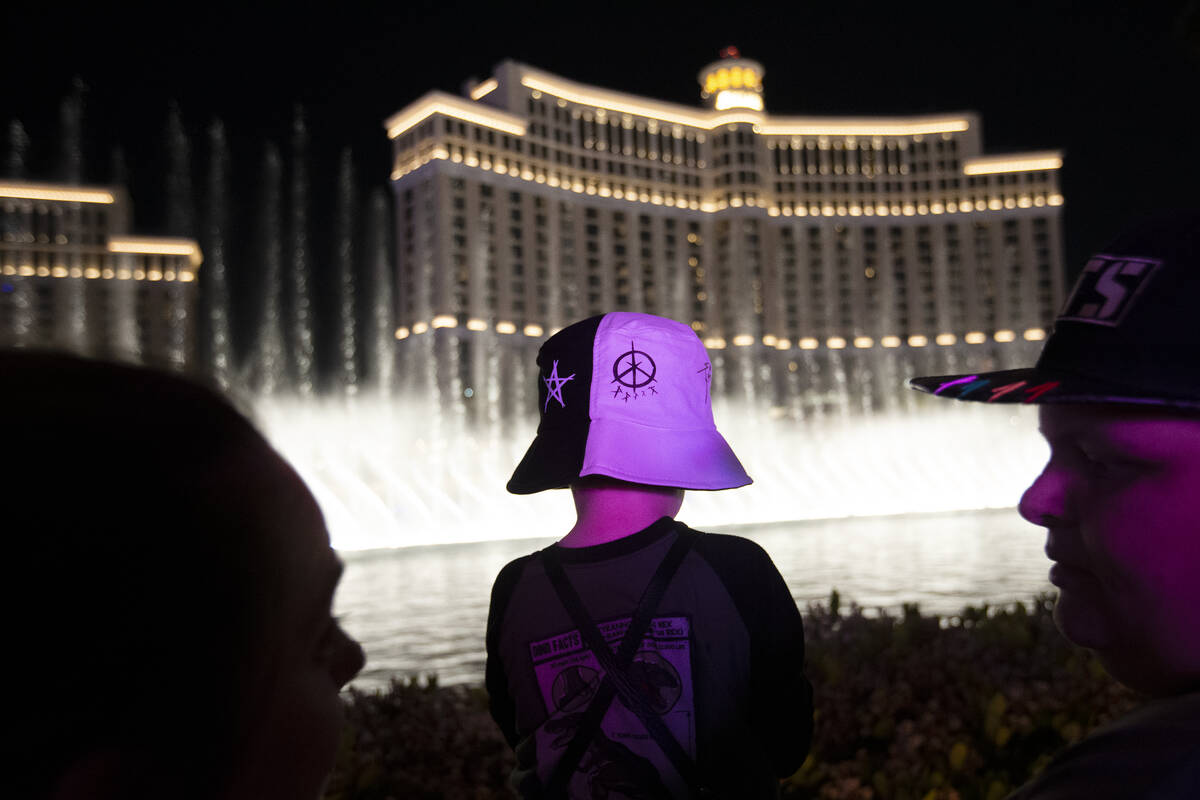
[165,103,196,236]
[3,121,34,346]
[288,108,316,396]
[6,120,30,178]
[58,80,84,185]
[109,146,128,188]
[159,104,196,368]
[248,144,287,394]
[334,149,358,393]
[366,188,394,393]
[202,122,233,390]
[57,81,87,353]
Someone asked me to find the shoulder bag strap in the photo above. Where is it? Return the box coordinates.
[542,528,707,798]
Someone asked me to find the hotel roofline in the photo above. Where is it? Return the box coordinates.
[383,61,1061,192]
[0,181,205,268]
[0,180,123,205]
[384,60,1065,225]
[386,61,982,139]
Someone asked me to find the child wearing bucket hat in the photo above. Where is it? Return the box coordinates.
[486,312,813,798]
[910,209,1200,798]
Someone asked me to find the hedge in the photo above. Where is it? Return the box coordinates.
[323,593,1140,800]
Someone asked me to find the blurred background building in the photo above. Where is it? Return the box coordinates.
[0,180,203,370]
[386,53,1064,412]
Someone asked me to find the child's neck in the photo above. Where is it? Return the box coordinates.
[558,479,684,548]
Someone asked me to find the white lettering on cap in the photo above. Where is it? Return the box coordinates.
[1058,255,1162,327]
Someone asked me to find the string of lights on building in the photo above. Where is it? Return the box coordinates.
[0,181,203,369]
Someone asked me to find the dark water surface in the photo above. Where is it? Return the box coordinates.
[335,509,1051,690]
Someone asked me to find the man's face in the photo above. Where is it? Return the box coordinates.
[1019,404,1200,696]
[229,455,366,800]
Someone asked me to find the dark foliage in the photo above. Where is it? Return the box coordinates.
[784,593,1140,799]
[324,675,515,800]
[324,594,1141,800]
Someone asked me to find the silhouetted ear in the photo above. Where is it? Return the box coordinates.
[48,748,140,800]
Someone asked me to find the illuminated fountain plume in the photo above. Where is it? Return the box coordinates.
[163,104,194,371]
[366,189,394,393]
[6,120,31,179]
[3,121,34,345]
[58,80,84,185]
[246,144,287,394]
[288,107,316,395]
[202,121,233,390]
[255,389,1046,552]
[333,149,358,393]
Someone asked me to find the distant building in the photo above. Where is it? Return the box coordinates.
[0,181,203,370]
[385,54,1064,411]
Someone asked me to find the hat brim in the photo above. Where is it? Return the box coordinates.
[506,419,591,494]
[579,417,752,491]
[908,366,1200,410]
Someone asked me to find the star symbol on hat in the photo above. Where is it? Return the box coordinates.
[543,360,575,412]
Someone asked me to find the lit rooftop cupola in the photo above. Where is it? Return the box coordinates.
[698,46,765,111]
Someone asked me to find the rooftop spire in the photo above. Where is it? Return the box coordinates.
[698,48,765,111]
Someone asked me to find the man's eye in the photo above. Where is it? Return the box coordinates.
[1078,446,1145,477]
[1078,446,1112,469]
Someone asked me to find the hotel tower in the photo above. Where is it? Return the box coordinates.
[386,52,1064,415]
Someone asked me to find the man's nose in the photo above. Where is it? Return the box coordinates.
[334,631,367,689]
[1018,462,1071,527]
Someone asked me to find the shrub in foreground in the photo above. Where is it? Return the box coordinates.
[784,593,1140,799]
[323,594,1141,800]
[323,675,513,800]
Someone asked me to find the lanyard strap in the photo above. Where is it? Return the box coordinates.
[541,528,708,798]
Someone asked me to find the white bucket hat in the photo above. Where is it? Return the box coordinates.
[507,312,752,494]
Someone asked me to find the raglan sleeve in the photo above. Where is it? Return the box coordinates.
[485,556,528,749]
[747,545,814,776]
[695,533,815,777]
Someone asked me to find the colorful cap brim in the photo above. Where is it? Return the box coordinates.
[907,366,1200,409]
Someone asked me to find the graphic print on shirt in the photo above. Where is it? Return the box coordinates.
[528,615,694,799]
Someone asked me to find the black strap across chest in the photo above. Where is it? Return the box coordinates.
[540,526,712,798]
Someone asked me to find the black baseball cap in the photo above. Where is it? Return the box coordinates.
[908,209,1200,409]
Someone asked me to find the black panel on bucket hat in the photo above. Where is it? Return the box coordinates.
[507,312,752,494]
[908,209,1200,410]
[506,314,603,494]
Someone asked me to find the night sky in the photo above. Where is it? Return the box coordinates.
[4,0,1198,278]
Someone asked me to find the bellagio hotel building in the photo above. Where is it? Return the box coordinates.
[386,54,1064,411]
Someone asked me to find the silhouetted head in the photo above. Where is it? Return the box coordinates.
[5,352,363,799]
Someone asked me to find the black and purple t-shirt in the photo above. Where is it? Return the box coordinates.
[486,517,813,798]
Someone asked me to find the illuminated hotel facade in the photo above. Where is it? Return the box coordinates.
[386,56,1064,411]
[0,181,203,370]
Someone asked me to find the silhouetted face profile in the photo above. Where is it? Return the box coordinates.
[6,353,364,800]
[1019,404,1200,696]
[226,450,365,800]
